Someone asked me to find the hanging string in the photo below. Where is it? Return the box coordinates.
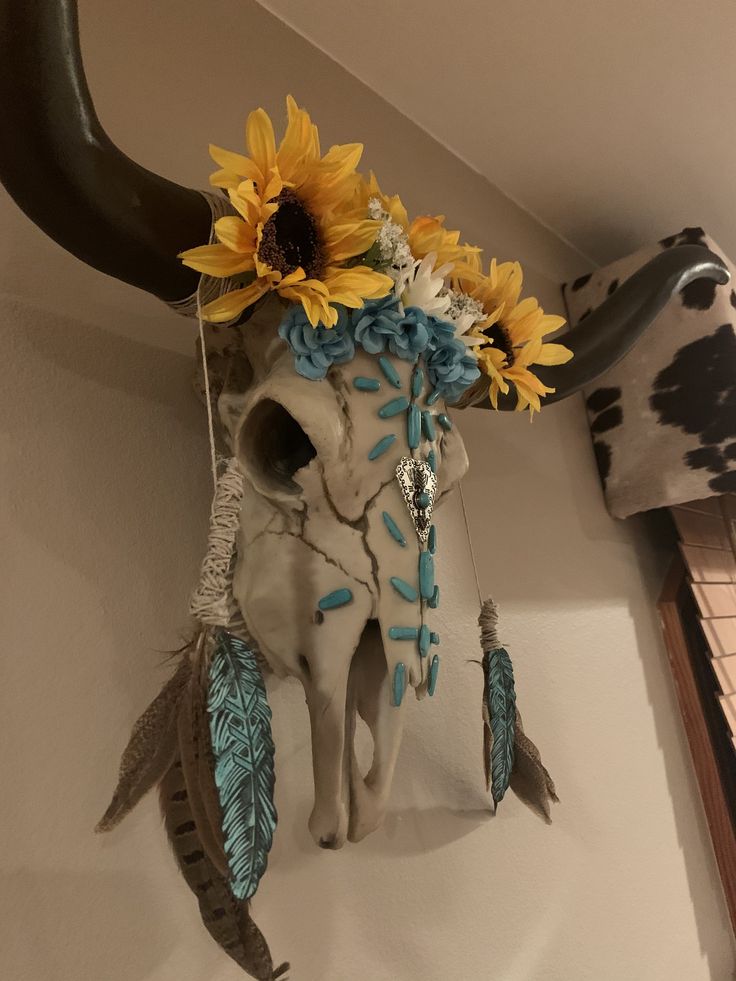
[196,279,219,495]
[458,480,484,607]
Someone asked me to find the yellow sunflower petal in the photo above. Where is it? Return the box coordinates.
[506,366,555,397]
[537,313,567,337]
[322,267,393,308]
[320,143,364,180]
[278,279,332,326]
[322,220,380,263]
[246,108,277,185]
[214,216,257,255]
[262,170,284,204]
[535,342,574,366]
[278,97,317,178]
[209,169,240,191]
[513,379,542,414]
[178,243,254,277]
[200,280,270,323]
[208,144,262,187]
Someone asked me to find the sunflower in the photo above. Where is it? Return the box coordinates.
[456,259,573,413]
[179,97,392,326]
[407,214,481,272]
[354,173,480,274]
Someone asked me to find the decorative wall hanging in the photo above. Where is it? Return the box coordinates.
[563,226,736,518]
[0,5,730,978]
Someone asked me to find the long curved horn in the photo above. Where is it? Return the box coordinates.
[0,0,210,301]
[493,244,729,409]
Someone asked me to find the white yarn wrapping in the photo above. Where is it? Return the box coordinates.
[189,456,247,633]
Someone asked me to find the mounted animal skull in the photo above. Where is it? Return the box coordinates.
[218,297,470,848]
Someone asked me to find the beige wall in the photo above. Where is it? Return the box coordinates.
[0,2,733,979]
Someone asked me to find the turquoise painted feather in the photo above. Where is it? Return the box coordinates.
[207,629,277,901]
[479,599,517,808]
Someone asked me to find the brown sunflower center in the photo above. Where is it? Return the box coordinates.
[482,322,515,364]
[258,188,324,280]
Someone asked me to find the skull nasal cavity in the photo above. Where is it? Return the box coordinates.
[240,399,317,493]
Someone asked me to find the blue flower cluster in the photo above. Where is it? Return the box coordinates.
[278,304,355,380]
[278,294,480,401]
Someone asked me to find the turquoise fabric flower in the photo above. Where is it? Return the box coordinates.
[425,330,480,403]
[389,306,431,361]
[278,304,355,380]
[352,295,404,355]
[426,315,456,348]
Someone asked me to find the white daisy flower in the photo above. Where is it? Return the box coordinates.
[400,252,453,317]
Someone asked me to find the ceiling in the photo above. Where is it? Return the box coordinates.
[258,0,736,267]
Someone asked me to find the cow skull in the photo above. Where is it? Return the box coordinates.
[219,297,468,849]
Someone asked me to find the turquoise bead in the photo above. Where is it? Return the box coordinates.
[430,632,440,645]
[379,356,402,389]
[437,413,453,431]
[426,388,442,406]
[318,588,353,611]
[392,663,406,707]
[368,434,397,460]
[388,626,419,641]
[416,491,430,509]
[382,511,406,546]
[378,396,409,418]
[419,624,430,658]
[427,449,437,473]
[419,552,434,600]
[411,367,424,398]
[429,585,440,609]
[421,411,436,441]
[428,525,437,554]
[407,403,421,449]
[390,576,418,602]
[353,376,380,392]
[428,655,440,696]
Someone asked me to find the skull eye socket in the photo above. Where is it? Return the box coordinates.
[239,398,316,494]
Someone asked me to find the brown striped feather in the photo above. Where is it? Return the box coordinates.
[96,653,192,832]
[177,657,229,877]
[159,758,287,980]
[510,708,559,822]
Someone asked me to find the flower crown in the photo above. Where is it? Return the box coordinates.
[180,96,572,413]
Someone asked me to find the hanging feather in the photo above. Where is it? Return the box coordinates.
[479,598,517,809]
[159,758,289,981]
[96,650,192,832]
[207,628,277,901]
[177,632,229,876]
[510,708,559,822]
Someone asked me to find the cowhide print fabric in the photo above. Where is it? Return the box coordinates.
[562,228,736,519]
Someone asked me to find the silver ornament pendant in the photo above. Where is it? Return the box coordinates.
[395,456,437,543]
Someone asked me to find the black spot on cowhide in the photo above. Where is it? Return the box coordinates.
[571,272,592,292]
[586,387,621,414]
[607,279,619,296]
[586,386,624,488]
[710,470,736,492]
[651,324,736,442]
[650,323,736,493]
[590,405,623,434]
[659,226,706,249]
[685,446,728,474]
[679,271,722,311]
[730,290,736,310]
[579,308,592,322]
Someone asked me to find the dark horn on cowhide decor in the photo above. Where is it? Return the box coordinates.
[0,0,210,302]
[474,244,729,410]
